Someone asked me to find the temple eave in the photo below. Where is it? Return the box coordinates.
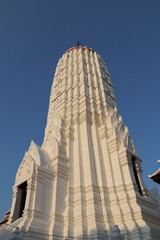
[149,169,160,183]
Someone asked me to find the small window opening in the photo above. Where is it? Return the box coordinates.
[12,181,27,222]
[132,157,142,196]
[18,181,27,218]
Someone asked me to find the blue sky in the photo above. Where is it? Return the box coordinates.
[0,0,160,219]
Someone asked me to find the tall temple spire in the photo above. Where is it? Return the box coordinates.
[1,46,160,240]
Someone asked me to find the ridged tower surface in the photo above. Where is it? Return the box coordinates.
[1,46,160,240]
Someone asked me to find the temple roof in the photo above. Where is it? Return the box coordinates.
[29,141,53,171]
[149,169,160,184]
[0,210,10,227]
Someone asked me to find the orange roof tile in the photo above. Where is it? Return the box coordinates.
[0,210,10,226]
[149,169,160,178]
[149,169,160,184]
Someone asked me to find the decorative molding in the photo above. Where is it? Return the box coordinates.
[118,149,132,166]
[108,107,137,155]
[43,110,62,158]
[15,152,34,185]
[107,137,117,153]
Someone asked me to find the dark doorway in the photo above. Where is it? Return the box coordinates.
[18,181,27,218]
[131,157,142,196]
[12,181,27,222]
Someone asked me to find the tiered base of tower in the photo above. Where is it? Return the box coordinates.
[1,46,160,240]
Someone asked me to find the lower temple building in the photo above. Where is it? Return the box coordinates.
[0,46,160,240]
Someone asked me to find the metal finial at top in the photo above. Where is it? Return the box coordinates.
[77,41,80,47]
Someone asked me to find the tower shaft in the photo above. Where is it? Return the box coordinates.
[1,46,160,240]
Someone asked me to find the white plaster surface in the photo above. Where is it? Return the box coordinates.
[0,46,160,240]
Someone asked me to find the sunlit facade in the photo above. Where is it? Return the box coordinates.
[0,46,160,240]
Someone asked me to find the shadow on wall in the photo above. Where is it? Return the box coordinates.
[0,224,158,240]
[74,225,155,240]
[0,224,15,240]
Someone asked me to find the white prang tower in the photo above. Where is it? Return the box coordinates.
[1,46,160,240]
